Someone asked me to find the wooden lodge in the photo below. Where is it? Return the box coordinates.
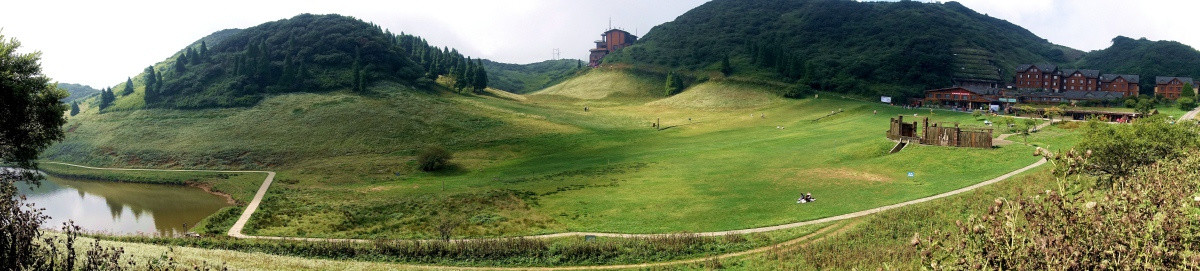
[1014,64,1143,97]
[1100,74,1140,97]
[887,115,993,149]
[1154,76,1195,100]
[923,86,1009,111]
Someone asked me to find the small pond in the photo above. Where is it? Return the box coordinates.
[15,176,232,236]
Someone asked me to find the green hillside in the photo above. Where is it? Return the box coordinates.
[1075,36,1200,94]
[87,14,489,110]
[482,59,584,94]
[56,83,99,103]
[603,0,1079,99]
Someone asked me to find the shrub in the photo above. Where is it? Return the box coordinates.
[1074,115,1200,179]
[417,145,452,172]
[920,148,1200,270]
[1179,97,1196,111]
[783,83,814,99]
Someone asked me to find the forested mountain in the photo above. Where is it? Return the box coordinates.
[482,59,584,93]
[117,14,488,109]
[56,83,99,102]
[603,0,1079,99]
[1075,36,1200,94]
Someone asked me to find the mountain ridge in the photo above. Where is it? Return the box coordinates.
[602,0,1081,98]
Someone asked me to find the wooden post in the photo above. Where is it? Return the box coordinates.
[922,118,929,140]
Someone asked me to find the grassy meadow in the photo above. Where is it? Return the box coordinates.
[47,69,1045,241]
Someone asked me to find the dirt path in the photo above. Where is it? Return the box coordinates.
[1182,106,1200,120]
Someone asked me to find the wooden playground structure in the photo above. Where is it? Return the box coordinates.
[886,115,992,153]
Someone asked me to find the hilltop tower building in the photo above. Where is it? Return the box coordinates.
[588,29,637,67]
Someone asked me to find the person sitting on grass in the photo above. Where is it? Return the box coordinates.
[796,193,816,203]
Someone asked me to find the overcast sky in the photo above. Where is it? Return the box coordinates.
[3,0,1199,88]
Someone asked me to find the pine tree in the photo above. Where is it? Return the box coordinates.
[665,72,684,96]
[473,59,488,92]
[121,77,134,96]
[720,55,733,76]
[69,101,80,116]
[279,55,295,88]
[352,47,364,92]
[453,59,469,90]
[175,53,188,72]
[199,41,207,59]
[156,71,165,96]
[188,47,200,65]
[99,88,115,110]
[144,67,158,103]
[1183,83,1195,98]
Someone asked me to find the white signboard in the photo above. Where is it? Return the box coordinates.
[881,96,892,103]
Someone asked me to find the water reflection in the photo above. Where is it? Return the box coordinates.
[15,176,231,236]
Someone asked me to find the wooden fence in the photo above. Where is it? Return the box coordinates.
[887,116,992,149]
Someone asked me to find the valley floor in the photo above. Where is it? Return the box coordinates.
[38,69,1093,268]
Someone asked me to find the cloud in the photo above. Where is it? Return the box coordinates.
[5,0,1198,88]
[957,0,1200,52]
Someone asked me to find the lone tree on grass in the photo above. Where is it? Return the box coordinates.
[417,145,452,172]
[1022,118,1037,144]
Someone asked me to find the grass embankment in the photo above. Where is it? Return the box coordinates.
[49,69,1043,241]
[98,223,827,268]
[36,162,263,203]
